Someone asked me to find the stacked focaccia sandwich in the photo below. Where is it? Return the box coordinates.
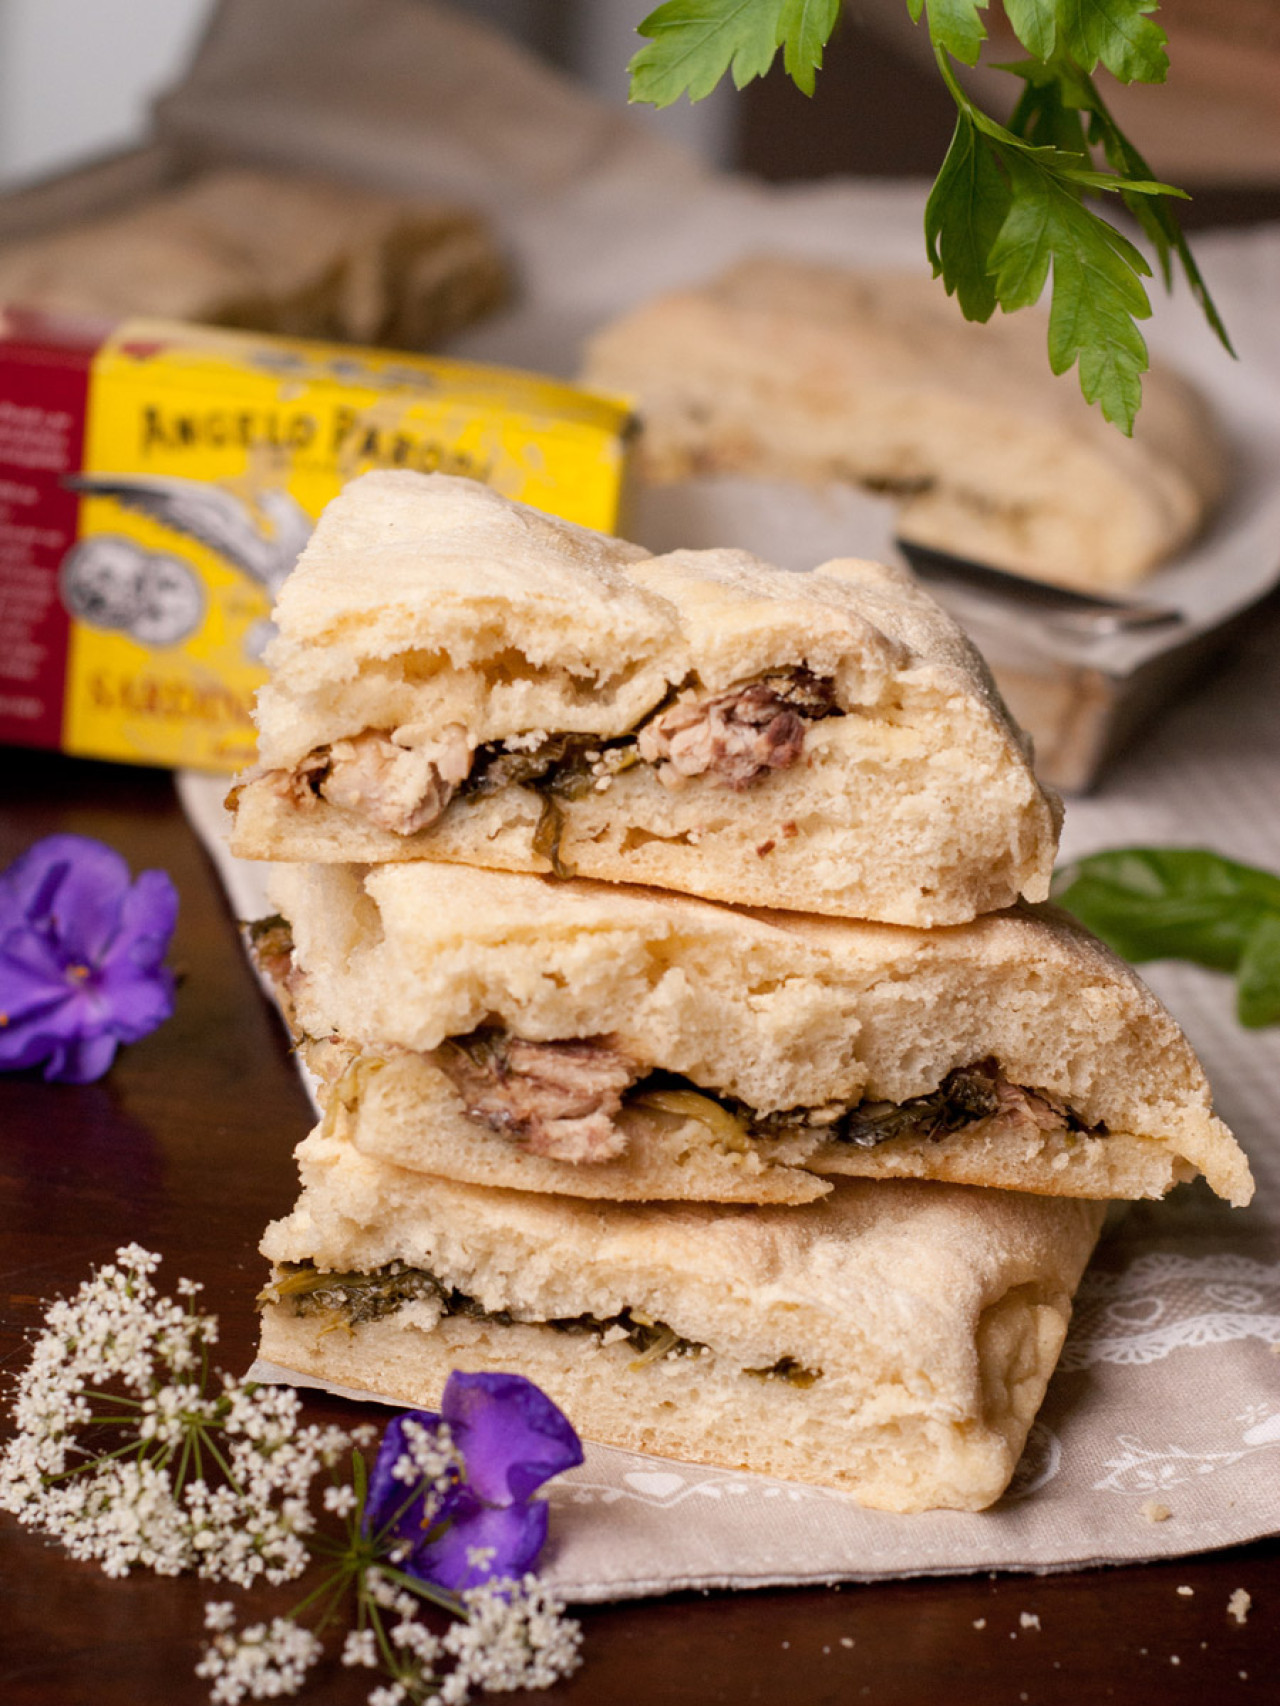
[232,470,1251,1515]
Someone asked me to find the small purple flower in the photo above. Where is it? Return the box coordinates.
[0,834,178,1084]
[365,1372,584,1593]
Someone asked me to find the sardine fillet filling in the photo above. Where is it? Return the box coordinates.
[433,1035,641,1163]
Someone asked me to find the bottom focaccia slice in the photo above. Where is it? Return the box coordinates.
[259,1129,1106,1512]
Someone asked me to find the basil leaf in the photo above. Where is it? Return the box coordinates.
[1237,914,1280,1030]
[1053,848,1280,1028]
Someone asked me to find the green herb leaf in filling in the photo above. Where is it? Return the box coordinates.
[261,1262,819,1384]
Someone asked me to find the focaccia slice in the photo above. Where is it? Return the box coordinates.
[254,862,1253,1208]
[258,1133,1105,1513]
[581,255,1225,594]
[229,469,1060,928]
[0,167,507,348]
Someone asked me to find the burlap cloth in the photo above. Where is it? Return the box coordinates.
[171,0,1280,1600]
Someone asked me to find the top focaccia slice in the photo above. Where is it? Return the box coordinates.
[253,860,1253,1210]
[581,256,1226,594]
[229,470,1060,927]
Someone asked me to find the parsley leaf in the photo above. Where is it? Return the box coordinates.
[1003,0,1168,81]
[922,0,989,68]
[1073,73,1236,353]
[924,114,1010,320]
[626,0,1233,429]
[630,0,842,103]
[1002,0,1055,61]
[1052,848,1280,1028]
[779,0,842,96]
[1052,0,1169,85]
[992,150,1152,431]
[630,0,785,104]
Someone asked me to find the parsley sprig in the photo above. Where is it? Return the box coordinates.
[628,0,1232,433]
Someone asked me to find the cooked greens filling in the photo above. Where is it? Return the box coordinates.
[462,731,637,804]
[633,1058,1095,1152]
[245,920,1101,1167]
[750,1060,1093,1150]
[459,666,839,877]
[260,1261,822,1385]
[261,1261,445,1327]
[461,732,633,878]
[244,912,292,961]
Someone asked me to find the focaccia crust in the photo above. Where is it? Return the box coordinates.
[582,256,1224,593]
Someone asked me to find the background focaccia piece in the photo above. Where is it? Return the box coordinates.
[264,862,1253,1207]
[0,167,508,349]
[232,469,1061,928]
[259,1133,1106,1513]
[581,256,1225,594]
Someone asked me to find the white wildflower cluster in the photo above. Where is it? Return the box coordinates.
[445,1575,583,1698]
[344,1568,583,1706]
[324,1483,359,1517]
[196,1605,324,1705]
[391,1416,460,1489]
[2,1249,584,1707]
[0,1246,350,1586]
[360,1568,450,1700]
[384,1415,462,1550]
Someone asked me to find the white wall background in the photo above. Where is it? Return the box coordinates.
[0,0,736,194]
[0,0,214,189]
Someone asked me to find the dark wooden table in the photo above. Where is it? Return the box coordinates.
[1,746,1276,1706]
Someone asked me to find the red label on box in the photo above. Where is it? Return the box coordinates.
[0,316,100,749]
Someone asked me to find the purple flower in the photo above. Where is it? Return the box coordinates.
[365,1372,584,1593]
[0,834,178,1084]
